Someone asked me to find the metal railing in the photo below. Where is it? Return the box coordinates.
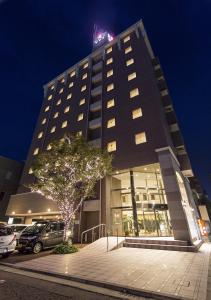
[81,223,106,244]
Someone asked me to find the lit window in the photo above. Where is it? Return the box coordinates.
[128,72,136,81]
[107,141,116,152]
[41,118,46,125]
[47,144,52,150]
[38,132,43,139]
[70,70,75,77]
[125,46,132,54]
[107,69,113,78]
[28,168,33,174]
[132,108,142,119]
[59,88,64,94]
[107,83,114,92]
[81,85,86,92]
[107,118,116,128]
[106,47,112,54]
[48,95,52,100]
[33,148,39,155]
[77,131,82,137]
[45,106,50,112]
[161,90,168,96]
[106,58,113,65]
[154,65,160,70]
[67,93,72,99]
[135,132,147,144]
[123,35,130,43]
[53,112,59,118]
[62,121,68,128]
[130,88,139,98]
[83,62,88,69]
[50,85,54,90]
[69,82,74,88]
[56,99,61,106]
[107,99,115,108]
[77,113,84,121]
[82,73,87,80]
[64,106,70,113]
[79,98,85,106]
[61,78,65,83]
[50,126,56,133]
[126,58,134,66]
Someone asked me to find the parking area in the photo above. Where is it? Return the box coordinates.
[0,249,53,264]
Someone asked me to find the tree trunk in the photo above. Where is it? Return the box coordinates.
[130,170,139,236]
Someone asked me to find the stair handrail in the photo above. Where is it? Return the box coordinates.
[81,223,106,244]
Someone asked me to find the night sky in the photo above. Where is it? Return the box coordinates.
[0,0,210,196]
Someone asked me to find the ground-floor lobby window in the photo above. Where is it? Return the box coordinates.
[110,163,173,237]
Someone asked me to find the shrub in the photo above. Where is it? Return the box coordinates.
[53,242,79,254]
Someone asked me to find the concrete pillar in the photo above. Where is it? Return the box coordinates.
[156,147,191,242]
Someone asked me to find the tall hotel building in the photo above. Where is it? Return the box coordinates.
[7,20,201,244]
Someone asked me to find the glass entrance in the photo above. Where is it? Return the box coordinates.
[110,164,173,237]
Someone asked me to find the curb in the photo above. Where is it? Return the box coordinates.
[0,262,185,300]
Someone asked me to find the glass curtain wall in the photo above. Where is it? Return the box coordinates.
[111,164,172,237]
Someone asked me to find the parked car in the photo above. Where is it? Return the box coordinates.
[17,220,65,254]
[7,224,31,241]
[0,225,17,258]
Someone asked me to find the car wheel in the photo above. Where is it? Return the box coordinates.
[18,249,25,254]
[2,253,9,258]
[32,242,42,254]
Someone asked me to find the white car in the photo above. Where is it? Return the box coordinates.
[7,224,30,240]
[0,226,16,258]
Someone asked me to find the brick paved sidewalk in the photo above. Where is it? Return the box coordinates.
[15,239,211,300]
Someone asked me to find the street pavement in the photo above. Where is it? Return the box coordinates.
[13,238,211,300]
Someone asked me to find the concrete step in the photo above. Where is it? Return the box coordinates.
[125,238,188,246]
[123,242,197,252]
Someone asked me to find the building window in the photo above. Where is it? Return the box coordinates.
[67,93,72,100]
[45,106,50,112]
[64,106,70,113]
[126,58,134,66]
[107,83,114,92]
[82,73,87,80]
[62,121,68,128]
[125,46,132,54]
[48,95,52,100]
[83,62,88,69]
[135,132,147,145]
[106,57,113,65]
[107,99,115,108]
[61,78,65,83]
[59,88,64,94]
[128,72,136,81]
[53,112,59,118]
[70,70,75,77]
[123,35,130,43]
[161,89,168,96]
[50,126,56,133]
[132,108,142,119]
[77,113,84,121]
[50,85,54,90]
[107,69,113,78]
[47,144,52,150]
[38,132,43,139]
[154,65,160,70]
[79,98,85,106]
[81,85,86,92]
[69,82,74,88]
[33,148,39,155]
[130,88,139,98]
[41,118,46,125]
[106,47,112,54]
[107,141,116,152]
[107,118,116,128]
[56,99,61,106]
[28,168,33,174]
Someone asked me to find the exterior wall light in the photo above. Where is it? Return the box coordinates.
[28,210,32,213]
